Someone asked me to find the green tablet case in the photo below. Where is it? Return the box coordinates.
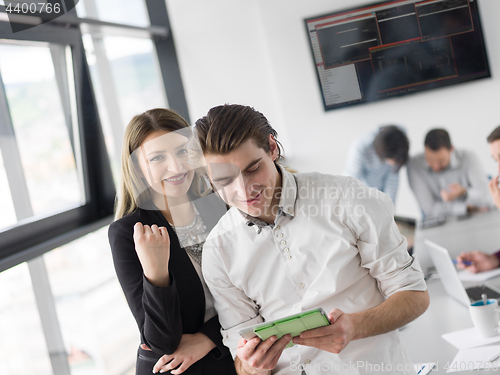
[253,308,330,348]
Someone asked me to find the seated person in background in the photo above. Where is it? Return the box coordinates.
[343,125,409,203]
[487,125,500,210]
[193,104,429,375]
[457,125,500,273]
[407,128,491,220]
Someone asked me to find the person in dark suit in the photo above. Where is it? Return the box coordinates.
[108,108,236,375]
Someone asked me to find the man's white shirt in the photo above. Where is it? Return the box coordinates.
[202,165,426,375]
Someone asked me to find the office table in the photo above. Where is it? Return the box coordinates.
[412,209,500,273]
[400,210,500,374]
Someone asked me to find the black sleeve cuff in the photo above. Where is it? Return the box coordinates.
[142,272,176,293]
[199,315,230,359]
[141,274,183,354]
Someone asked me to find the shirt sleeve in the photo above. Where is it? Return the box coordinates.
[462,151,493,208]
[383,170,399,203]
[110,216,232,361]
[202,234,263,359]
[108,219,182,355]
[344,178,427,297]
[406,158,467,219]
[343,139,367,182]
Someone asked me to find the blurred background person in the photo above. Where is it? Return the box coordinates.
[407,128,491,220]
[343,125,409,203]
[487,125,500,211]
[456,125,500,273]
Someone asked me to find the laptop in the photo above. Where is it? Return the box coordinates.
[425,240,500,306]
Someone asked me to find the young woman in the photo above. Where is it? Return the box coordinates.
[108,108,235,375]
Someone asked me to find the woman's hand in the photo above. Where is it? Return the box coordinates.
[133,222,171,287]
[153,333,216,374]
[457,250,500,273]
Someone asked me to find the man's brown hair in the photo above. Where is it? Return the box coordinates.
[424,128,452,151]
[373,125,409,171]
[194,104,283,161]
[487,125,500,143]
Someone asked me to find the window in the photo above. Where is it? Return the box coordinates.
[0,263,53,375]
[0,42,84,220]
[0,20,115,270]
[76,0,149,27]
[0,151,16,229]
[81,33,168,179]
[43,226,139,375]
[0,2,189,374]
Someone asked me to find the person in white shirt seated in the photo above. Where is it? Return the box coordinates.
[457,125,500,273]
[407,128,492,220]
[486,125,500,211]
[189,104,429,375]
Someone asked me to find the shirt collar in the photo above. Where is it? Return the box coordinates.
[277,163,297,217]
[238,164,297,231]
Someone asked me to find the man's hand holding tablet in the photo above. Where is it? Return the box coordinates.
[293,308,355,354]
[235,308,331,374]
[236,335,291,375]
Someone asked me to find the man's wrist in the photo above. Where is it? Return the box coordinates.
[235,357,270,375]
[347,312,364,341]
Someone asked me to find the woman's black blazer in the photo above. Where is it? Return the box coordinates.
[108,193,236,375]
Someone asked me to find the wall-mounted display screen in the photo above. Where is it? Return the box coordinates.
[305,0,490,111]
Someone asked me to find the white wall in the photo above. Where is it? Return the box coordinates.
[165,0,290,146]
[166,0,500,217]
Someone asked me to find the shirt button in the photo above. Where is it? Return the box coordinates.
[281,240,286,245]
[275,225,280,230]
[299,283,305,288]
[305,359,311,365]
[287,255,292,260]
[284,248,289,253]
[287,208,293,214]
[278,233,283,238]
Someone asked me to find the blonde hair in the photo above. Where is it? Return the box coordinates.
[115,108,206,220]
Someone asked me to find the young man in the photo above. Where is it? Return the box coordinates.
[457,125,500,273]
[343,125,409,203]
[194,104,429,375]
[406,128,491,220]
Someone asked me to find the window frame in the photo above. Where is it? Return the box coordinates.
[0,19,116,271]
[0,3,190,374]
[0,1,189,273]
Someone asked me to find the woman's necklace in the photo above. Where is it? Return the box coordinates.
[171,206,208,265]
